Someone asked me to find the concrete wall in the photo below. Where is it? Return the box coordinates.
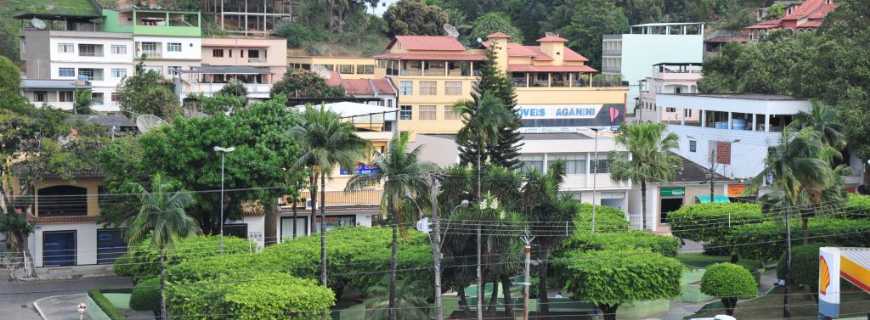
[668,125,781,179]
[30,223,98,267]
[21,30,52,79]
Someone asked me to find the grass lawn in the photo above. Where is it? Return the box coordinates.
[687,287,870,319]
[103,293,131,310]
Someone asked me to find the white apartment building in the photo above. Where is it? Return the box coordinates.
[637,63,703,122]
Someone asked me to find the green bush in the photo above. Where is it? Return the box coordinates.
[130,277,161,312]
[719,218,870,262]
[776,244,827,291]
[564,231,680,257]
[668,203,764,242]
[168,272,334,320]
[88,289,126,320]
[560,249,682,319]
[573,204,630,233]
[846,194,870,218]
[114,235,253,281]
[701,263,757,316]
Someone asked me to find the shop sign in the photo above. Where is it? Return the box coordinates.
[660,187,685,197]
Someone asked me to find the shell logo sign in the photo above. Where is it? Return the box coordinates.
[819,255,831,295]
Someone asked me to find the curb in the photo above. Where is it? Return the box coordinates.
[32,296,50,320]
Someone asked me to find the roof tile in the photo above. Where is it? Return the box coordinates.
[392,35,466,51]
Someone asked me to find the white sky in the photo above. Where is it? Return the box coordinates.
[368,0,399,16]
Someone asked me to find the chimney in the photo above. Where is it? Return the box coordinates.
[486,32,511,74]
[538,32,567,65]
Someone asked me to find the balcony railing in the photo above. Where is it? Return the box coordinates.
[248,57,266,63]
[280,190,382,209]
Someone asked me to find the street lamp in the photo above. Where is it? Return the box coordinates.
[214,146,235,254]
[590,128,601,233]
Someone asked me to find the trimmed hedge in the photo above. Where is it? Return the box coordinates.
[668,203,764,242]
[564,231,680,257]
[846,194,870,218]
[130,277,160,312]
[573,204,630,234]
[88,289,126,320]
[115,235,253,282]
[718,218,870,262]
[168,272,334,320]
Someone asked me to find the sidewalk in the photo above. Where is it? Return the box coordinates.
[33,294,92,320]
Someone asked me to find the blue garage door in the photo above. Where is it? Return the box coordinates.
[43,231,76,267]
[97,229,126,265]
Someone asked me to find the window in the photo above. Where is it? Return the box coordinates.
[78,68,103,81]
[591,155,610,174]
[443,105,459,120]
[111,45,127,55]
[78,44,103,57]
[167,66,183,76]
[445,81,462,95]
[59,91,74,102]
[111,93,121,102]
[550,154,587,174]
[399,105,412,120]
[91,92,104,105]
[212,49,224,57]
[313,215,356,233]
[665,107,676,113]
[167,42,182,52]
[425,61,445,76]
[111,68,127,79]
[58,68,75,77]
[689,140,697,153]
[33,91,47,102]
[419,81,437,95]
[420,105,437,120]
[58,43,74,54]
[400,81,413,96]
[339,64,354,74]
[248,49,260,59]
[140,42,159,55]
[520,155,545,173]
[356,64,375,74]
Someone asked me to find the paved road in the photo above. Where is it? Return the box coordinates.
[1,270,132,320]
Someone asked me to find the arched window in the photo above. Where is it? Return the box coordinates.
[38,185,88,216]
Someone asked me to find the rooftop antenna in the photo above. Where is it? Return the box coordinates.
[443,24,460,38]
[31,18,46,30]
[135,114,167,133]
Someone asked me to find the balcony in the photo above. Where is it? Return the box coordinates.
[187,82,272,99]
[248,57,267,63]
[139,50,162,59]
[280,190,382,209]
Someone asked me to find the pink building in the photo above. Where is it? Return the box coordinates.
[745,0,837,40]
[181,37,287,100]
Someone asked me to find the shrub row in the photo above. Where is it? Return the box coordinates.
[130,277,160,312]
[168,272,334,320]
[114,235,253,282]
[572,204,630,234]
[668,203,764,242]
[88,288,126,320]
[715,218,870,262]
[564,231,680,257]
[776,244,826,291]
[845,194,870,218]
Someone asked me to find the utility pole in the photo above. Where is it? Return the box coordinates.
[783,207,792,319]
[521,231,534,320]
[591,128,600,233]
[476,224,483,320]
[429,176,444,320]
[709,146,716,203]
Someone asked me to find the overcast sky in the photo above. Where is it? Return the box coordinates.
[369,0,398,16]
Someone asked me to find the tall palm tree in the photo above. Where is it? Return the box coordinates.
[456,92,514,199]
[127,174,198,320]
[346,132,434,320]
[609,123,681,230]
[788,101,846,163]
[291,104,369,288]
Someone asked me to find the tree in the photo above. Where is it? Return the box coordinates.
[217,78,248,99]
[117,62,181,119]
[470,13,523,44]
[126,174,199,320]
[346,132,433,320]
[609,123,680,230]
[0,55,29,113]
[364,277,432,320]
[561,250,682,320]
[270,70,345,99]
[73,89,93,115]
[788,101,846,163]
[456,93,514,198]
[544,0,629,70]
[701,263,758,316]
[291,105,369,288]
[384,0,448,37]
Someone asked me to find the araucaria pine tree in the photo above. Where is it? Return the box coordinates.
[457,48,523,169]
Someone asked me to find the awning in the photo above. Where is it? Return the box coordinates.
[292,101,398,119]
[21,79,91,90]
[695,195,731,204]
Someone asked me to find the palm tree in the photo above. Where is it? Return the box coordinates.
[346,132,434,320]
[291,104,369,288]
[609,123,681,230]
[364,276,433,320]
[788,101,846,163]
[126,174,198,320]
[456,92,514,199]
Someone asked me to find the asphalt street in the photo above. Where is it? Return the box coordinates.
[0,270,131,320]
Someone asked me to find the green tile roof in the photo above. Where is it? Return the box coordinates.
[13,0,101,19]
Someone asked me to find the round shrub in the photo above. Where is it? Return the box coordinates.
[668,203,764,242]
[130,277,161,311]
[701,263,757,315]
[719,218,870,262]
[564,231,680,256]
[776,244,827,291]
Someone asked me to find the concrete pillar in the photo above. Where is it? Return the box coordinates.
[486,33,511,74]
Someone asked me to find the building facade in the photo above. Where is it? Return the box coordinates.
[637,63,703,123]
[745,0,837,40]
[602,23,704,113]
[180,37,288,100]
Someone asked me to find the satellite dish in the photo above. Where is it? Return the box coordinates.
[443,24,460,38]
[31,18,47,30]
[136,114,167,133]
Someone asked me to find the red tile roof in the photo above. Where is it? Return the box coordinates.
[487,32,512,39]
[505,44,589,62]
[390,35,467,51]
[508,64,598,73]
[563,48,589,62]
[537,35,568,43]
[373,52,487,61]
[745,0,836,30]
[326,73,396,96]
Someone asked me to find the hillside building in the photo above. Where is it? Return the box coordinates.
[745,0,837,40]
[180,37,288,100]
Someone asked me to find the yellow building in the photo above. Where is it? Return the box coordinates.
[373,33,628,134]
[287,53,384,80]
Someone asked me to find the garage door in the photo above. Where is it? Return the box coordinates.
[43,231,76,267]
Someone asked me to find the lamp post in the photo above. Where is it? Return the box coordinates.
[591,128,601,233]
[214,146,235,254]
